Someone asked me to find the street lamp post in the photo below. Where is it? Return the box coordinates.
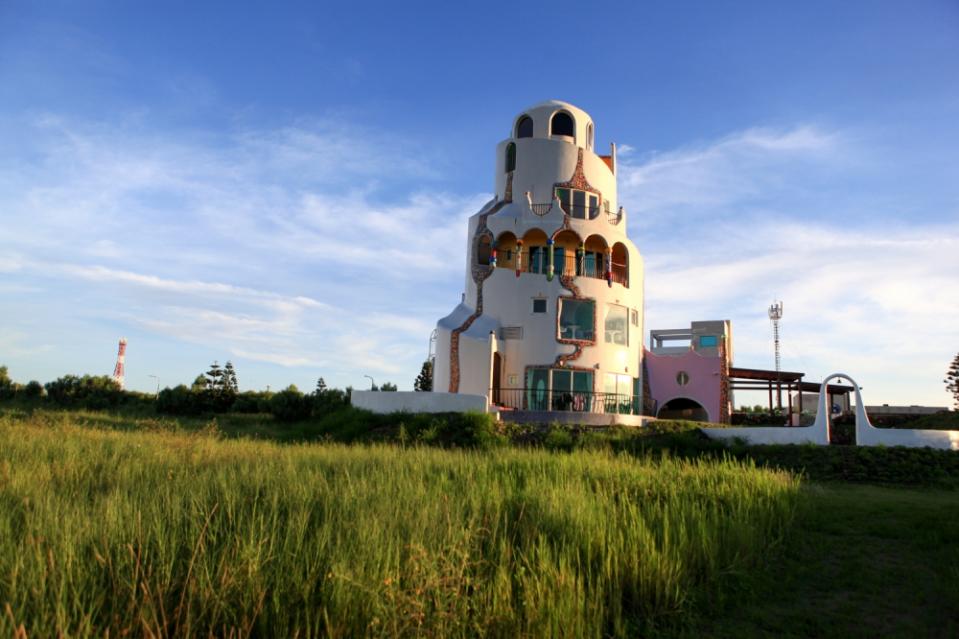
[364,375,375,391]
[147,374,160,399]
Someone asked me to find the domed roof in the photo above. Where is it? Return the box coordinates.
[511,100,594,147]
[519,100,592,123]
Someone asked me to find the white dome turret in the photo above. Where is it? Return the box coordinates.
[511,100,596,151]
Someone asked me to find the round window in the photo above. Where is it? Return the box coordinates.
[676,371,690,386]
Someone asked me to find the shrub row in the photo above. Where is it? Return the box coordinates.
[156,385,351,421]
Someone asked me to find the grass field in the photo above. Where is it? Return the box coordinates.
[1,408,958,638]
[0,414,800,637]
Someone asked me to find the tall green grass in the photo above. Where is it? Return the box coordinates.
[0,415,800,637]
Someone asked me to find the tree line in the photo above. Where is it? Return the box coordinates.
[0,359,435,422]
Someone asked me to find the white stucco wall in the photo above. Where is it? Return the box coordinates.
[352,391,488,414]
[434,100,644,405]
[703,373,959,450]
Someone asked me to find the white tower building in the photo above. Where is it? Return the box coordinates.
[434,101,645,414]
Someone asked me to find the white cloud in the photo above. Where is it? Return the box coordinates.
[620,126,959,407]
[0,114,475,389]
[619,125,841,227]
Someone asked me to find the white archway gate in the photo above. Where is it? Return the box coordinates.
[703,372,959,450]
[823,373,959,450]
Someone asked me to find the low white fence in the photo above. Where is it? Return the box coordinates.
[703,373,959,450]
[351,391,488,415]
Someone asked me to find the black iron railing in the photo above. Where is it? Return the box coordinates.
[559,204,601,220]
[606,204,622,225]
[530,203,553,216]
[491,388,642,415]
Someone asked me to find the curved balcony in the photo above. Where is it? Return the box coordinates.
[490,229,629,287]
[523,194,625,226]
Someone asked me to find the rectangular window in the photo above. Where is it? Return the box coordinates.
[604,303,628,346]
[558,298,595,341]
[555,188,571,215]
[572,190,587,219]
[699,335,718,347]
[630,309,639,326]
[556,188,599,220]
[532,298,547,313]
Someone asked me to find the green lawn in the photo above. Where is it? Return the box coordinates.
[699,484,959,638]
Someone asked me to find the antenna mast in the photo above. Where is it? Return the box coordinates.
[112,338,127,390]
[768,302,783,373]
[768,302,783,412]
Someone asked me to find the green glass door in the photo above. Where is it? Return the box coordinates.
[526,369,549,411]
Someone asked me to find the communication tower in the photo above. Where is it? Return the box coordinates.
[112,338,127,390]
[767,301,783,373]
[768,301,784,411]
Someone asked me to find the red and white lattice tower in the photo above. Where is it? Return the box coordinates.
[112,338,127,390]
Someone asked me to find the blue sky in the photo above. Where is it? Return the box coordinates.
[1,0,957,406]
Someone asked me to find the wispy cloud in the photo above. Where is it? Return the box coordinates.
[619,125,842,228]
[619,126,959,406]
[0,114,473,388]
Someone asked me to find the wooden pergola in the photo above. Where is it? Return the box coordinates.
[728,367,854,422]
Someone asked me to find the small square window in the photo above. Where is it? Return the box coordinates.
[532,298,547,313]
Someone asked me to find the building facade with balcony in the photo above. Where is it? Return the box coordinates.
[433,100,645,416]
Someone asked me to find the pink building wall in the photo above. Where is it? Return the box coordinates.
[645,349,723,423]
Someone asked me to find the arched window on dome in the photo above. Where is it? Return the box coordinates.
[550,112,575,138]
[586,123,594,150]
[505,142,516,172]
[515,115,533,138]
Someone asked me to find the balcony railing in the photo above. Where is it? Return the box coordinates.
[606,203,623,225]
[499,253,626,286]
[560,204,601,220]
[527,202,601,220]
[491,387,642,415]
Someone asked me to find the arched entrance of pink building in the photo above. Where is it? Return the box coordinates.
[657,397,709,422]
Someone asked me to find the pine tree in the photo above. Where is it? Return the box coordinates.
[205,361,223,392]
[414,360,433,392]
[945,352,959,410]
[223,361,239,393]
[316,377,328,393]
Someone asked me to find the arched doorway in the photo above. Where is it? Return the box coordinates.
[657,397,709,422]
